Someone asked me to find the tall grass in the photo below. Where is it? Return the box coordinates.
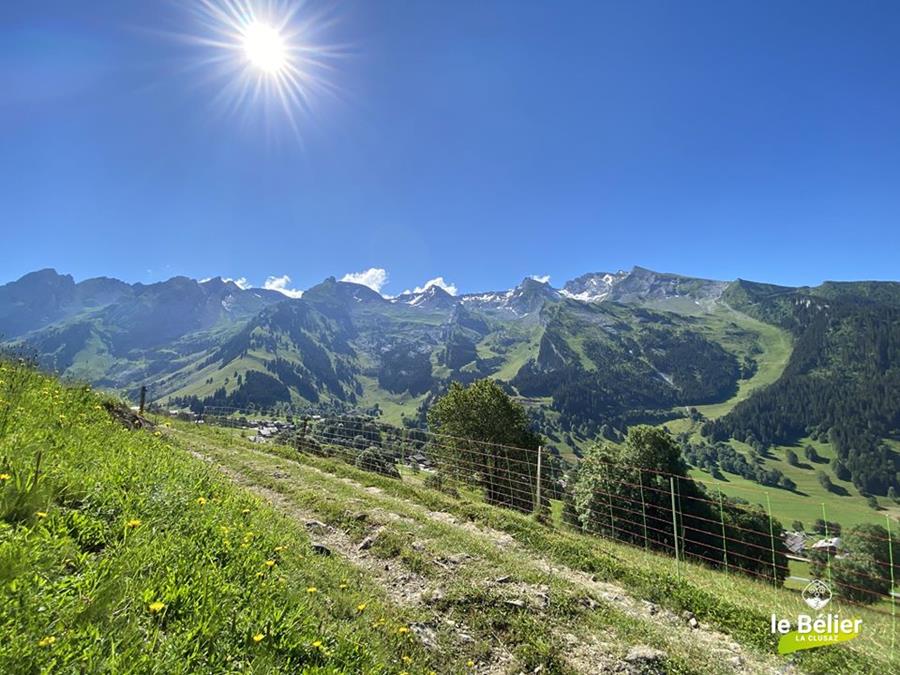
[0,361,433,673]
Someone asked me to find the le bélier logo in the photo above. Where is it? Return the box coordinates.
[770,580,863,655]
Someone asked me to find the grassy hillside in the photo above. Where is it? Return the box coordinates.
[669,411,899,529]
[660,308,900,529]
[685,438,900,530]
[3,362,897,673]
[689,309,793,419]
[0,361,443,673]
[167,421,896,674]
[711,281,900,495]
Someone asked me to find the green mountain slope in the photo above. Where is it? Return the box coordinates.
[2,267,898,494]
[706,281,900,494]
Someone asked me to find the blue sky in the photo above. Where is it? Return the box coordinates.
[2,1,899,296]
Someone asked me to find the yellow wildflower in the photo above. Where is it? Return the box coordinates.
[273,545,286,552]
[38,636,56,647]
[339,583,348,590]
[126,518,142,529]
[356,603,367,612]
[36,511,48,519]
[402,655,412,664]
[0,473,10,481]
[306,586,317,593]
[398,626,410,635]
[256,572,265,578]
[312,640,323,648]
[265,560,276,568]
[148,601,165,613]
[467,660,475,668]
[252,633,264,643]
[196,497,207,506]
[242,508,251,514]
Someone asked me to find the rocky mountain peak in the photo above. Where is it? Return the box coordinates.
[305,277,386,306]
[561,270,628,302]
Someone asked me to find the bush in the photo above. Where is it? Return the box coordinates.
[355,446,401,479]
[812,519,841,536]
[427,379,540,513]
[423,472,459,498]
[831,458,851,482]
[277,429,330,457]
[832,556,888,604]
[571,426,787,583]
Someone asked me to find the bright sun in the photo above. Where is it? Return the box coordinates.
[242,21,287,73]
[187,0,339,138]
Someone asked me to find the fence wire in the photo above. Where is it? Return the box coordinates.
[191,404,899,639]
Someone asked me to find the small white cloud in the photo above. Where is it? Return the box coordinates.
[263,274,303,298]
[405,276,458,296]
[530,274,551,284]
[340,267,388,293]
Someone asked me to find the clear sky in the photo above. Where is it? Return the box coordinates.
[2,0,899,296]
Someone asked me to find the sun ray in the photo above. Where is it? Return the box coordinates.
[168,0,342,140]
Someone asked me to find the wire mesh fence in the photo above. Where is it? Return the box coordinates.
[191,404,899,642]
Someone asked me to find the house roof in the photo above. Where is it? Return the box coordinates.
[782,531,807,554]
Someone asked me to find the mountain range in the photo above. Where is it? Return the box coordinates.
[2,266,898,493]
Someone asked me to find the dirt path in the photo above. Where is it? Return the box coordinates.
[416,503,792,675]
[188,448,515,674]
[264,452,792,674]
[184,437,795,675]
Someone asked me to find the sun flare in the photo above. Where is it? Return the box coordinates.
[183,0,340,138]
[242,21,286,74]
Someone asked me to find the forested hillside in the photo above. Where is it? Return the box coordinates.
[706,281,900,494]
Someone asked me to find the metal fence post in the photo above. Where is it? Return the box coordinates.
[821,503,833,587]
[718,487,728,574]
[639,472,649,551]
[886,514,896,663]
[766,492,777,588]
[534,444,542,516]
[607,468,616,538]
[670,476,680,578]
